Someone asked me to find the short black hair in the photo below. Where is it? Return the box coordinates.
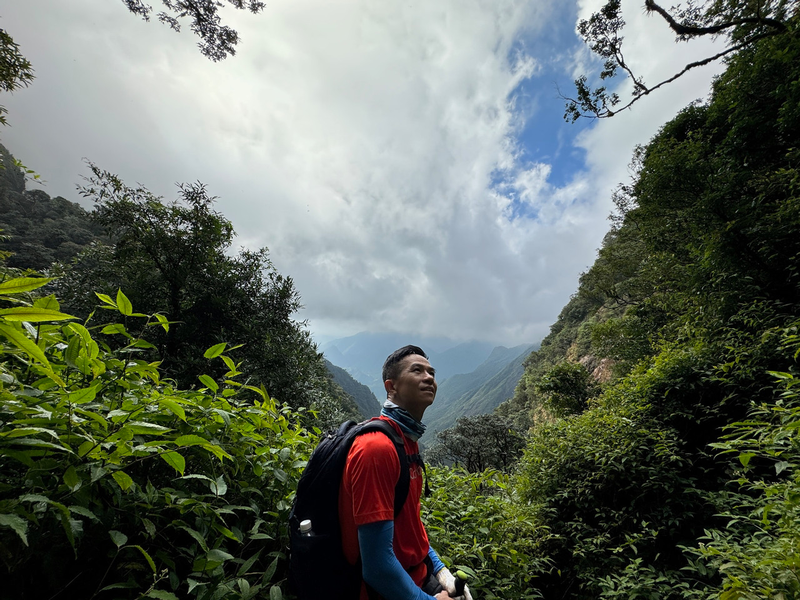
[382,345,428,383]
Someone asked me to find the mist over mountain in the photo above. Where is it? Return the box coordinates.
[324,359,381,419]
[422,344,535,441]
[320,332,499,399]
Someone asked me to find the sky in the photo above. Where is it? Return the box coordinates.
[1,0,724,347]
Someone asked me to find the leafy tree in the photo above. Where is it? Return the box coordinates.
[54,165,334,413]
[0,28,34,126]
[426,414,526,473]
[534,361,599,417]
[564,0,798,120]
[122,0,266,61]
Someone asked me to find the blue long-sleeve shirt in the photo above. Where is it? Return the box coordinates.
[358,520,445,600]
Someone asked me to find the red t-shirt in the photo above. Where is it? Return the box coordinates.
[338,417,430,599]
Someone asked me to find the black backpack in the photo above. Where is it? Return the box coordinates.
[288,419,411,600]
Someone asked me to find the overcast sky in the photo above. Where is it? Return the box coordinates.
[2,0,723,346]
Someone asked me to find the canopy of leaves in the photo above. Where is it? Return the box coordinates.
[565,0,798,120]
[122,0,266,61]
[48,165,343,417]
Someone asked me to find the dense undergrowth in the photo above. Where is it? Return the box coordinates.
[0,277,314,599]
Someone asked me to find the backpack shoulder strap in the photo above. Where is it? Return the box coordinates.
[351,419,411,517]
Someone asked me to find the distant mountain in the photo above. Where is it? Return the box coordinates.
[320,332,496,399]
[421,344,536,441]
[324,359,381,419]
[0,143,105,270]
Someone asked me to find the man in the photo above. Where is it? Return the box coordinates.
[338,345,474,600]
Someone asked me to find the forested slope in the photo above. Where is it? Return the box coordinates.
[492,23,800,599]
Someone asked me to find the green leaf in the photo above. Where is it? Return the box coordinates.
[237,550,262,576]
[207,548,234,562]
[154,313,169,332]
[159,398,186,421]
[0,307,75,322]
[221,355,237,372]
[116,289,133,316]
[211,476,227,496]
[174,435,208,447]
[69,506,99,522]
[94,292,116,306]
[67,386,97,405]
[739,452,756,467]
[33,295,60,311]
[132,544,157,572]
[101,323,130,337]
[146,591,178,600]
[109,529,128,548]
[161,451,186,475]
[178,525,209,552]
[269,584,283,600]
[0,322,51,367]
[204,342,227,359]
[0,513,29,546]
[198,374,218,393]
[262,555,278,582]
[125,421,171,434]
[0,277,52,294]
[63,466,80,490]
[112,471,134,491]
[775,461,790,475]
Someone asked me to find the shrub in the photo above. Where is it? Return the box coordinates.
[0,277,315,599]
[423,467,550,600]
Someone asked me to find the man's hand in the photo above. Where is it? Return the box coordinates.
[435,567,474,599]
[434,592,450,600]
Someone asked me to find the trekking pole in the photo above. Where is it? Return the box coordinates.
[453,570,470,597]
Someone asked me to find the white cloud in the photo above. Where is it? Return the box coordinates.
[2,0,725,347]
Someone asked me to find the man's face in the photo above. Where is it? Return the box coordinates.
[385,354,437,421]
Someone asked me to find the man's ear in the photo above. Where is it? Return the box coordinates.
[384,379,396,396]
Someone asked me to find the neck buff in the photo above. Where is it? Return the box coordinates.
[381,400,426,442]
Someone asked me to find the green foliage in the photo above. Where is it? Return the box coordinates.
[565,0,796,120]
[51,165,341,419]
[426,414,526,472]
[517,393,714,599]
[0,276,315,599]
[0,28,34,126]
[423,467,550,600]
[121,0,266,61]
[684,329,800,600]
[534,362,598,417]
